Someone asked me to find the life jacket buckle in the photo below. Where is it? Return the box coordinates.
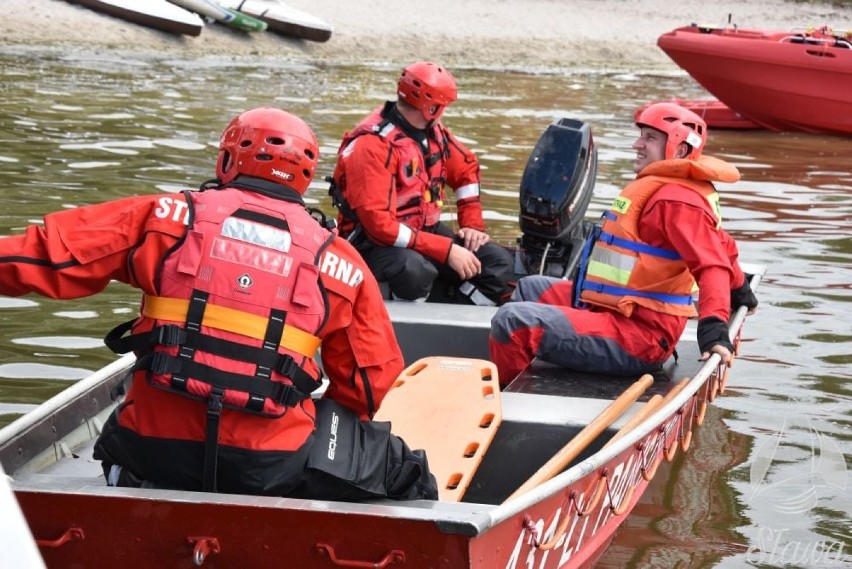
[275,354,299,378]
[149,352,183,375]
[271,383,304,407]
[154,325,187,347]
[207,389,224,420]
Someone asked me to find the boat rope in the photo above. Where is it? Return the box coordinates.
[664,408,685,462]
[522,469,610,550]
[639,429,666,481]
[681,396,699,452]
[696,380,712,426]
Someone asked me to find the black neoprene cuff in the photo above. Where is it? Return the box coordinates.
[731,275,758,311]
[697,317,734,355]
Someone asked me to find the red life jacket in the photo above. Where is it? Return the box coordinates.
[575,156,739,317]
[105,186,334,490]
[333,105,450,234]
[122,186,333,413]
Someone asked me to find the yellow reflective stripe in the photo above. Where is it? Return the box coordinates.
[586,259,631,285]
[589,248,636,272]
[141,295,320,359]
[705,193,722,229]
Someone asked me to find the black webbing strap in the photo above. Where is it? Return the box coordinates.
[135,352,307,408]
[104,320,188,354]
[424,150,442,168]
[171,290,208,392]
[183,291,208,349]
[250,308,287,412]
[104,319,137,354]
[327,175,359,225]
[203,387,224,492]
[276,355,323,397]
[231,208,290,231]
[106,307,322,397]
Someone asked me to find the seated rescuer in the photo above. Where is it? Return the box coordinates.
[489,102,759,384]
[329,61,514,305]
[0,108,438,501]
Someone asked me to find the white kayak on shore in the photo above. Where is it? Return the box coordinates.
[218,0,333,42]
[68,0,205,37]
[167,0,268,32]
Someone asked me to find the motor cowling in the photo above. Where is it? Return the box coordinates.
[517,118,597,277]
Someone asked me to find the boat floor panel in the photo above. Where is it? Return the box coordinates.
[505,336,704,399]
[463,420,601,504]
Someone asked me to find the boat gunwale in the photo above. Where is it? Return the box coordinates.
[0,353,135,469]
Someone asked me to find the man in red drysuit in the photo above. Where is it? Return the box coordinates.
[489,102,758,385]
[330,61,514,306]
[0,107,437,501]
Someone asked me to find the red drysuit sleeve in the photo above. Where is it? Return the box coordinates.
[0,194,189,299]
[318,237,404,419]
[443,127,485,231]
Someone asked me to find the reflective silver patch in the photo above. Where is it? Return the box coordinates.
[221,217,292,252]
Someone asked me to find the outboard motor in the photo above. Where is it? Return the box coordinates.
[516,118,597,279]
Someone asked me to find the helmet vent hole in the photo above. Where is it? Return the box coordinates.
[256,154,272,162]
[685,122,703,135]
[304,149,315,160]
[239,139,252,148]
[266,136,285,145]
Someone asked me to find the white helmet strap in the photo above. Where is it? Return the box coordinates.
[685,131,703,150]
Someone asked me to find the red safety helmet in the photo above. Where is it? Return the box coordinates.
[216,108,319,194]
[635,102,707,160]
[397,62,458,121]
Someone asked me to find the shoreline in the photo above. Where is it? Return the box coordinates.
[3,1,851,72]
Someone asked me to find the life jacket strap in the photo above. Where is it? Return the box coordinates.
[173,291,207,390]
[573,222,602,309]
[327,175,359,224]
[598,230,682,260]
[579,281,694,305]
[203,387,224,493]
[141,294,321,359]
[134,352,309,409]
[105,319,190,353]
[107,322,324,397]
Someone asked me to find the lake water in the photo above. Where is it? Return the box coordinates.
[0,48,849,568]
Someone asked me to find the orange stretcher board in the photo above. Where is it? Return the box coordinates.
[374,357,502,502]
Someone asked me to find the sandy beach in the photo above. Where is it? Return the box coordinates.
[2,0,851,71]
